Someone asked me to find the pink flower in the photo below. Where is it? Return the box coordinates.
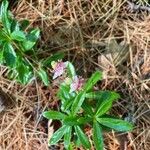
[70,76,84,92]
[52,60,67,79]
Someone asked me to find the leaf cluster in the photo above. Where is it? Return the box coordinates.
[0,0,64,85]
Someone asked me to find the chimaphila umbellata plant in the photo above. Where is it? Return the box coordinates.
[43,60,133,150]
[0,0,64,85]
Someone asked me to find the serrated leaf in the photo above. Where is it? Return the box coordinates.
[37,68,49,86]
[58,85,74,112]
[49,125,67,145]
[93,121,104,150]
[71,92,85,115]
[57,85,71,101]
[84,71,102,92]
[97,117,133,132]
[95,91,120,117]
[10,19,20,32]
[86,91,111,99]
[3,43,16,67]
[11,31,26,41]
[0,0,11,32]
[61,100,72,112]
[63,116,79,126]
[74,126,91,149]
[43,110,67,120]
[82,101,94,116]
[64,126,72,149]
[22,28,40,51]
[16,59,32,84]
[63,116,90,126]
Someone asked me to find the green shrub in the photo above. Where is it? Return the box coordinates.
[0,0,64,85]
[43,61,133,150]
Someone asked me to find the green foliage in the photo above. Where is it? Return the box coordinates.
[74,126,91,149]
[49,125,67,145]
[3,42,16,67]
[97,117,133,132]
[37,68,49,86]
[64,126,72,149]
[71,91,85,115]
[0,0,63,85]
[93,121,104,150]
[67,61,76,78]
[43,111,67,120]
[43,62,133,150]
[83,71,102,92]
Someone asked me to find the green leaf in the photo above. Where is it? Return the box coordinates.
[84,71,102,92]
[97,117,133,132]
[28,28,40,41]
[61,100,72,112]
[75,136,82,147]
[63,116,91,126]
[22,28,40,51]
[58,85,71,101]
[67,143,74,150]
[0,0,11,32]
[77,117,92,124]
[74,126,91,149]
[3,43,16,67]
[95,91,120,117]
[10,19,20,32]
[86,91,109,99]
[63,116,79,126]
[49,125,67,145]
[11,31,26,41]
[37,68,49,86]
[82,101,94,116]
[96,91,120,110]
[64,126,72,149]
[16,59,32,84]
[20,19,30,30]
[71,92,85,115]
[93,121,104,150]
[67,62,76,77]
[58,85,75,112]
[0,30,8,41]
[43,110,67,120]
[42,52,64,67]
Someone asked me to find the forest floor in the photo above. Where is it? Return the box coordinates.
[0,0,150,150]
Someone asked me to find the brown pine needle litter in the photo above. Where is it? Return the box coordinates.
[0,0,150,149]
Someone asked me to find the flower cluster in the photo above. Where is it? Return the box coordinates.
[51,60,67,79]
[70,76,84,93]
[51,60,84,92]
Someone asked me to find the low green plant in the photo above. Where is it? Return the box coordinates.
[43,61,133,150]
[0,0,64,85]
